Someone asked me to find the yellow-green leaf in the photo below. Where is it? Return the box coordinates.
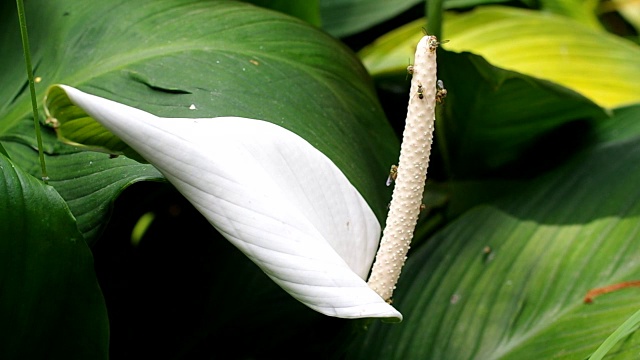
[360,6,640,108]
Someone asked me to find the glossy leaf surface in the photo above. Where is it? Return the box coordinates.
[0,154,108,359]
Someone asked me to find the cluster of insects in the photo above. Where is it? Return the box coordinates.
[405,77,446,103]
[405,35,449,102]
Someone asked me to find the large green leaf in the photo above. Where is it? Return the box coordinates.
[435,49,606,178]
[5,141,162,245]
[1,0,398,234]
[320,0,423,38]
[368,48,607,179]
[242,0,322,26]
[360,6,640,108]
[539,0,602,29]
[347,105,640,359]
[318,0,529,38]
[0,153,108,359]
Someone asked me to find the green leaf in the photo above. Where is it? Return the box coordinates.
[0,153,108,359]
[44,85,147,162]
[320,0,423,38]
[0,141,8,158]
[1,0,398,227]
[366,47,607,178]
[5,141,162,245]
[317,0,526,38]
[347,106,640,359]
[436,49,607,177]
[360,6,640,108]
[539,0,602,29]
[589,308,640,360]
[594,104,640,144]
[242,0,322,26]
[444,0,517,6]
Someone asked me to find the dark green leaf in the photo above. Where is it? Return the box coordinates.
[0,141,8,158]
[437,50,608,178]
[5,141,162,245]
[1,0,397,228]
[539,0,602,29]
[242,0,322,26]
[347,107,640,359]
[444,0,514,6]
[320,0,423,38]
[0,153,108,359]
[594,104,640,144]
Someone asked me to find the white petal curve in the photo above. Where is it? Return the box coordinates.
[57,85,401,320]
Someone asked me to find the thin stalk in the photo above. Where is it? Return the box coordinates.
[16,0,48,183]
[426,0,452,178]
[435,94,452,177]
[426,0,444,39]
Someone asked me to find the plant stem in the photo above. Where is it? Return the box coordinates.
[427,0,453,179]
[16,0,48,183]
[426,0,444,39]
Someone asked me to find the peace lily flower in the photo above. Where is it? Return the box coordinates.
[45,85,402,321]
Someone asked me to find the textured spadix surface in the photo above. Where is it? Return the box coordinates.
[367,35,437,301]
[45,85,401,320]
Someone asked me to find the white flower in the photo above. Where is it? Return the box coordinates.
[48,85,402,321]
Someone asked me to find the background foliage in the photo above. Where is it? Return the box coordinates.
[2,0,640,358]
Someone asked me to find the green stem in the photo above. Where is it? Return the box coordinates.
[435,102,452,176]
[426,0,444,39]
[426,0,452,178]
[16,0,48,183]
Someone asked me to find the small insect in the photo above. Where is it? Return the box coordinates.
[419,204,426,212]
[386,164,398,186]
[417,83,424,99]
[436,79,447,103]
[405,58,414,80]
[428,36,449,52]
[407,57,414,73]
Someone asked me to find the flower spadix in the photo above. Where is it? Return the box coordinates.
[46,85,401,321]
[367,35,439,301]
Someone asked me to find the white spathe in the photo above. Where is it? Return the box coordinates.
[54,85,401,321]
